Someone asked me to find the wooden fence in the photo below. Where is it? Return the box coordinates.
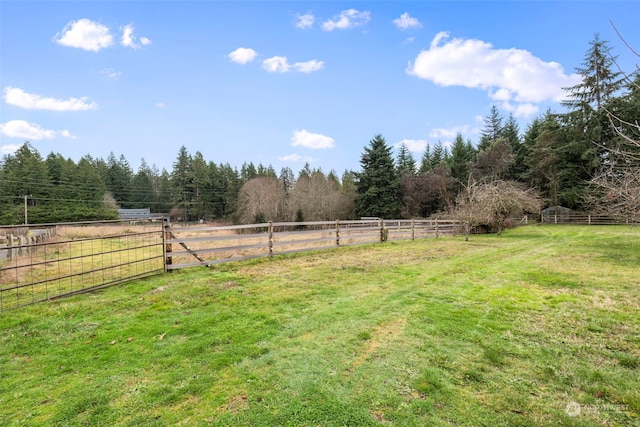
[0,218,460,311]
[164,219,461,270]
[539,214,633,225]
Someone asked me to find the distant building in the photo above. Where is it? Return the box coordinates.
[117,208,151,220]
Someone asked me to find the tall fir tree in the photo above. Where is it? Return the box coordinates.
[448,133,476,187]
[396,142,417,176]
[355,134,401,218]
[478,105,503,151]
[171,146,193,220]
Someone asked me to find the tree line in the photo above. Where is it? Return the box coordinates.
[1,34,638,226]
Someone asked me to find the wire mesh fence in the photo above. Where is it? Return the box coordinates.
[0,220,165,311]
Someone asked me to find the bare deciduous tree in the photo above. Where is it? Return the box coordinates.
[455,179,542,239]
[236,177,287,224]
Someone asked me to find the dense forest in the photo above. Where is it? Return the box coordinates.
[1,35,638,225]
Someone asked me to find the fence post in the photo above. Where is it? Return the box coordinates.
[268,221,274,257]
[435,220,439,238]
[588,215,591,225]
[379,219,387,242]
[411,218,415,241]
[335,219,340,247]
[164,221,172,272]
[554,213,558,224]
[8,235,14,261]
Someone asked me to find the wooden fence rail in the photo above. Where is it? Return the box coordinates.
[539,214,634,225]
[164,219,462,270]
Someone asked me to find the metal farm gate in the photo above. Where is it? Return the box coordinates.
[0,220,165,311]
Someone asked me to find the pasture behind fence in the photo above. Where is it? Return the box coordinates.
[0,220,165,311]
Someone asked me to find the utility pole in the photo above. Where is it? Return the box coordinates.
[23,195,31,224]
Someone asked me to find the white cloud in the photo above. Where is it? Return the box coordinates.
[156,102,166,108]
[53,19,113,52]
[101,68,122,79]
[1,144,22,155]
[291,130,335,149]
[121,24,151,49]
[262,56,289,72]
[402,37,415,45]
[292,60,324,73]
[279,153,314,163]
[228,47,258,64]
[396,139,429,152]
[59,129,77,139]
[407,32,581,113]
[393,12,422,30]
[262,57,324,73]
[322,9,370,31]
[4,87,98,111]
[1,120,56,140]
[429,125,473,140]
[501,101,539,118]
[295,13,315,29]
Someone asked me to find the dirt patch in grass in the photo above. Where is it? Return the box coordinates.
[352,318,406,370]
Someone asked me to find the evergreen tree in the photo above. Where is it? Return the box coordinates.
[561,34,624,174]
[448,133,475,187]
[429,142,448,171]
[355,134,401,218]
[171,146,193,220]
[0,142,51,223]
[279,167,295,193]
[478,105,503,151]
[190,151,210,220]
[131,160,155,209]
[419,145,432,173]
[396,142,417,176]
[502,114,525,180]
[240,162,257,182]
[105,153,133,208]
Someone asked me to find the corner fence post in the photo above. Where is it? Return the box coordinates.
[268,221,274,257]
[164,220,172,272]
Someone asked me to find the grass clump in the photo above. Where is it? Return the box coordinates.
[1,225,639,426]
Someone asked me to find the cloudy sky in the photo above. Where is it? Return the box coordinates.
[1,1,637,174]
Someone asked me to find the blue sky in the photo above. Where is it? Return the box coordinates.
[1,1,638,175]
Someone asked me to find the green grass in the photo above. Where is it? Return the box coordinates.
[1,225,639,426]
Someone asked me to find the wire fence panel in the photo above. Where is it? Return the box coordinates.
[0,221,165,311]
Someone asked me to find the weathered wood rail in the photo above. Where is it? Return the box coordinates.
[164,219,462,270]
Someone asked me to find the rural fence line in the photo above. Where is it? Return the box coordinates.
[1,213,633,312]
[539,214,631,225]
[164,218,461,270]
[0,218,460,311]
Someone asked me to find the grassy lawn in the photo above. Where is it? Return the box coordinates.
[1,225,639,426]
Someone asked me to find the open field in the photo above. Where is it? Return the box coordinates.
[0,225,639,426]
